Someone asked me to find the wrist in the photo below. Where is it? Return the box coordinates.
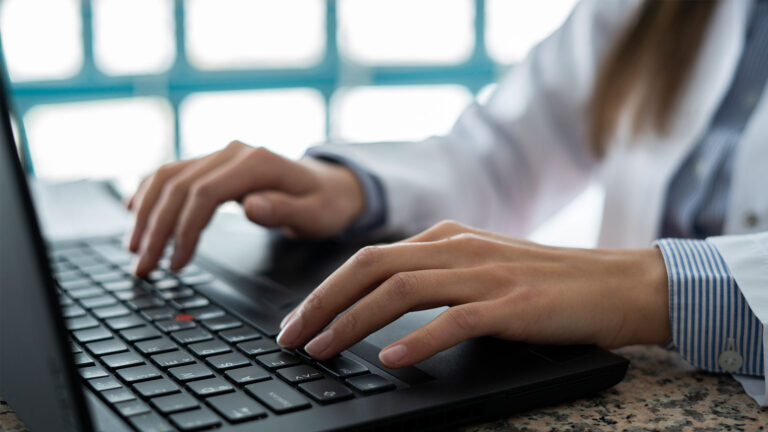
[621,248,671,346]
[301,157,366,234]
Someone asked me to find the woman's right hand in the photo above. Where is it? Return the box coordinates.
[125,141,365,277]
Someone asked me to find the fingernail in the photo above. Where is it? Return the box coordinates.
[276,315,303,347]
[304,329,334,357]
[248,197,272,219]
[379,344,408,367]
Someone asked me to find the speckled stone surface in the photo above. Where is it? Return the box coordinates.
[2,345,766,431]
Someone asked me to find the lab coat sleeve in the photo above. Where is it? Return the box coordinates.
[708,232,768,406]
[306,0,642,238]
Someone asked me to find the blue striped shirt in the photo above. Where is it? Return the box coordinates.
[656,0,768,377]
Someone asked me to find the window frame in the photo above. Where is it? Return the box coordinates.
[8,0,500,175]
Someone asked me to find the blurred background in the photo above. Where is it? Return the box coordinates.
[2,0,602,247]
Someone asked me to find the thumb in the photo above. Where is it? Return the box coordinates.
[242,191,311,230]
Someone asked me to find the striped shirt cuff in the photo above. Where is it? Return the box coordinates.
[656,238,764,376]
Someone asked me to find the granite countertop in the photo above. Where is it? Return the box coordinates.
[2,345,766,431]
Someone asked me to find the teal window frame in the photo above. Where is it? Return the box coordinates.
[9,0,502,175]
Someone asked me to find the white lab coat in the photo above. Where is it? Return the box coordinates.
[311,0,768,404]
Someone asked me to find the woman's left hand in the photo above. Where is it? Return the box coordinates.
[276,220,671,368]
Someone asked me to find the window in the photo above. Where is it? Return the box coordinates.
[6,1,601,246]
[0,0,82,81]
[24,98,174,191]
[338,0,474,65]
[92,0,176,75]
[486,0,578,64]
[180,89,325,160]
[185,0,325,70]
[332,85,472,142]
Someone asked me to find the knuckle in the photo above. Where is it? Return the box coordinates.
[155,162,177,179]
[189,181,214,203]
[385,272,418,300]
[433,219,462,232]
[445,306,478,335]
[353,245,383,267]
[335,311,359,335]
[448,232,484,247]
[226,140,245,151]
[244,145,272,162]
[302,290,325,316]
[163,179,187,198]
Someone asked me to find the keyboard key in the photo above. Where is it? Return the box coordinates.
[169,407,221,431]
[73,326,112,343]
[206,352,249,371]
[224,365,270,385]
[188,340,230,357]
[168,363,214,382]
[277,365,323,384]
[117,365,162,383]
[141,307,175,321]
[171,296,210,310]
[158,287,194,300]
[237,339,279,356]
[135,337,178,355]
[208,392,267,423]
[187,377,234,397]
[129,412,175,432]
[255,352,300,370]
[219,326,260,344]
[80,295,118,309]
[56,270,84,283]
[91,271,125,284]
[179,273,213,286]
[62,305,87,318]
[299,378,353,403]
[245,380,310,414]
[152,350,196,369]
[151,392,199,414]
[133,378,180,398]
[68,286,104,299]
[66,315,99,331]
[171,328,212,345]
[92,304,131,319]
[86,338,128,356]
[114,399,151,417]
[78,263,112,275]
[73,352,95,367]
[121,326,162,343]
[114,288,150,301]
[80,366,109,379]
[70,341,83,353]
[189,306,225,321]
[319,356,368,378]
[126,297,165,311]
[88,376,122,391]
[156,319,196,333]
[154,278,180,290]
[102,352,144,369]
[105,314,145,331]
[102,387,136,404]
[201,315,242,332]
[59,279,93,291]
[102,280,137,292]
[345,374,396,394]
[147,269,166,282]
[59,295,75,307]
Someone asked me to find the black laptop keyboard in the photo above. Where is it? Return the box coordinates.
[51,238,396,431]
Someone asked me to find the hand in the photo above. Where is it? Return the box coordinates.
[126,141,365,277]
[276,220,671,368]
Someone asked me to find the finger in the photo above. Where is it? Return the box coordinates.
[166,149,314,272]
[276,241,461,349]
[303,268,491,360]
[378,301,500,368]
[134,147,244,276]
[128,159,195,253]
[280,304,300,329]
[242,191,315,231]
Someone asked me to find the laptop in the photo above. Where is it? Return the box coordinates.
[0,53,629,431]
